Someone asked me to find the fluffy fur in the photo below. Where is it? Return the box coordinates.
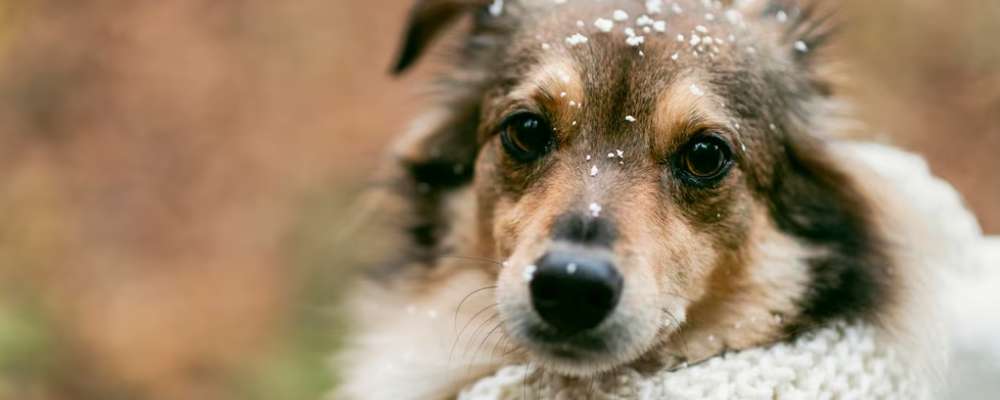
[334,1,928,399]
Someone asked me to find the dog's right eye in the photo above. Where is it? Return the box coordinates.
[675,132,733,185]
[500,113,554,162]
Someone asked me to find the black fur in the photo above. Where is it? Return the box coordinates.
[767,140,892,332]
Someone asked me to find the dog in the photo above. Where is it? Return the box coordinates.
[335,1,927,398]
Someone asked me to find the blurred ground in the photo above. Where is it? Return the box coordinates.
[0,1,997,400]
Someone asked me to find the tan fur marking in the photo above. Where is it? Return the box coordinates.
[656,206,815,364]
[652,75,731,151]
[507,58,584,137]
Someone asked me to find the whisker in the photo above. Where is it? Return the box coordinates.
[449,303,498,363]
[490,332,510,359]
[661,308,682,327]
[463,321,504,382]
[501,341,523,357]
[660,308,692,358]
[460,312,500,362]
[471,321,504,366]
[452,285,497,336]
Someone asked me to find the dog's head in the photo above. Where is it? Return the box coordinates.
[391,0,891,376]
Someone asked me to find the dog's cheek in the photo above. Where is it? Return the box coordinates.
[610,184,702,326]
[645,205,722,310]
[473,141,507,251]
[665,169,758,264]
[479,185,547,261]
[669,171,742,225]
[491,198,524,257]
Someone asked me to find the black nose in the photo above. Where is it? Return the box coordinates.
[529,250,623,335]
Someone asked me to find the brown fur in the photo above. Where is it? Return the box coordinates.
[336,1,907,398]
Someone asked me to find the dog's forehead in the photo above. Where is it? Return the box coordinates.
[502,0,762,99]
[513,0,753,50]
[492,0,767,148]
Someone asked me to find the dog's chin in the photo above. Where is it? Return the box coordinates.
[512,318,655,377]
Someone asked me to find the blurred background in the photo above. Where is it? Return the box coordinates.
[0,1,997,399]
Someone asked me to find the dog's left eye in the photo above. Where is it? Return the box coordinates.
[677,133,733,183]
[500,113,554,162]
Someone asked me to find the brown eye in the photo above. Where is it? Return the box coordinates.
[678,134,732,182]
[500,113,554,162]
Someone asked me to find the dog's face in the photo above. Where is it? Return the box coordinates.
[392,0,890,376]
[478,1,801,375]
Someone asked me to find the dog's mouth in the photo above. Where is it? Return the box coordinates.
[497,244,665,375]
[520,317,623,359]
[501,296,654,376]
[504,309,626,368]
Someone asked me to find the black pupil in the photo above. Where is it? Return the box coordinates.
[512,116,549,153]
[687,141,724,176]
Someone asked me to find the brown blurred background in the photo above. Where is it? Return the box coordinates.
[0,1,997,399]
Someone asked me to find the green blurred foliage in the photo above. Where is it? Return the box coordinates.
[0,301,57,397]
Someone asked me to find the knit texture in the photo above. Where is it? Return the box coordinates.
[460,322,924,400]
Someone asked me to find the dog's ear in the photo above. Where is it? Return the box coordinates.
[392,0,492,74]
[768,0,838,65]
[739,0,840,95]
[737,1,838,61]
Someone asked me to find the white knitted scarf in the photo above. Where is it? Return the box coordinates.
[458,143,992,400]
[461,322,923,400]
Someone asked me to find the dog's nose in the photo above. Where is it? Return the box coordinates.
[530,250,623,335]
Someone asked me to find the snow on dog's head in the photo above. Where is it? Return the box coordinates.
[388,0,895,376]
